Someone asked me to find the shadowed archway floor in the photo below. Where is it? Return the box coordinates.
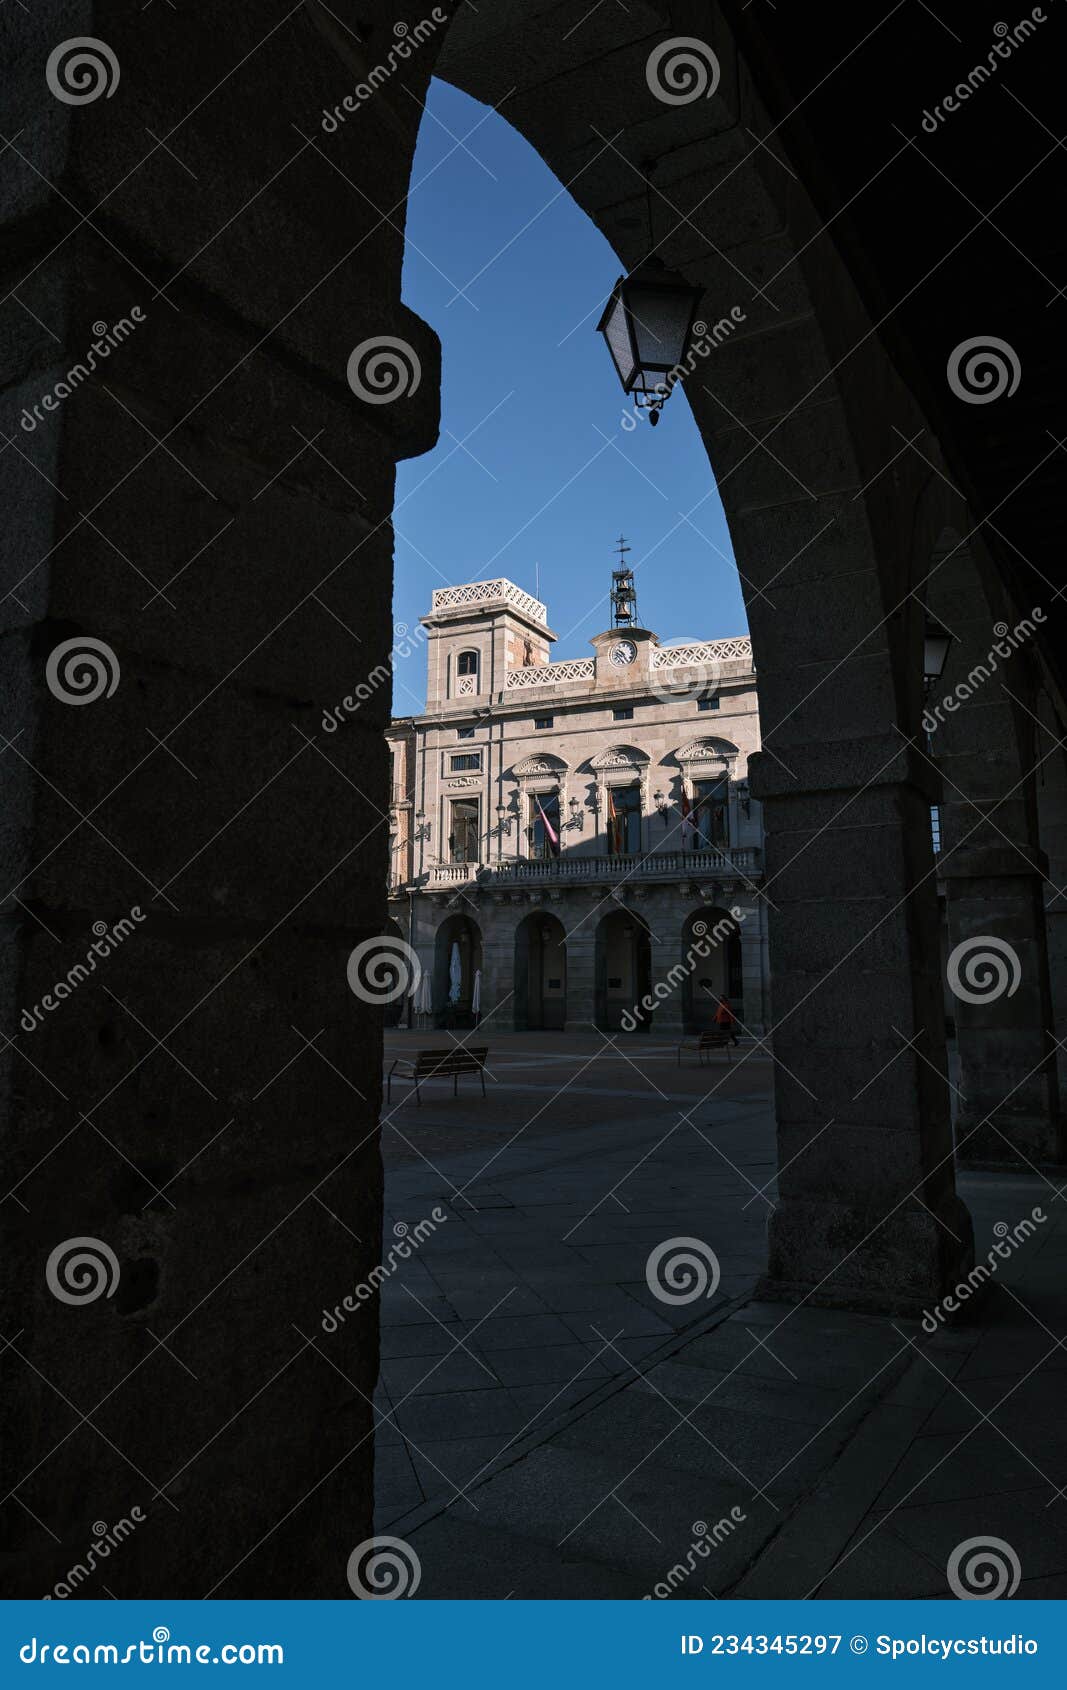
[372,1034,1067,1598]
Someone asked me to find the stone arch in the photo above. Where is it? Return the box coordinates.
[682,906,743,1032]
[433,912,483,1028]
[430,2,974,1308]
[514,910,568,1032]
[12,0,1046,1597]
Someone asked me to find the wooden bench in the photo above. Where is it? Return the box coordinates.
[677,1030,734,1067]
[386,1046,489,1105]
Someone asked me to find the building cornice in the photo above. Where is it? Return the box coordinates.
[394,671,756,732]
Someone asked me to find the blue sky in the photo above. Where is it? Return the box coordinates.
[392,79,744,714]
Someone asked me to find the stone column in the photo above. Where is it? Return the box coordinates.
[645,889,684,1038]
[1,7,437,1596]
[738,899,768,1036]
[477,897,517,1033]
[694,364,975,1312]
[940,847,1064,1165]
[749,737,973,1312]
[562,899,597,1034]
[1035,694,1067,1099]
[927,545,1064,1167]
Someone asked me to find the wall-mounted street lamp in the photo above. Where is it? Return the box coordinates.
[567,795,584,832]
[736,780,751,819]
[496,802,517,838]
[654,789,671,826]
[596,254,704,427]
[412,812,431,843]
[923,615,954,689]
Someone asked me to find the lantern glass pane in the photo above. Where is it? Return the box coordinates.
[628,282,696,371]
[600,293,636,388]
[924,630,952,680]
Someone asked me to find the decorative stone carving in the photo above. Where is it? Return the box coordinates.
[590,744,649,771]
[676,738,739,766]
[512,753,567,778]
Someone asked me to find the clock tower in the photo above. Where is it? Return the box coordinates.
[589,623,658,690]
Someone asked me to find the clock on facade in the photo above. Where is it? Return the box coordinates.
[610,639,637,666]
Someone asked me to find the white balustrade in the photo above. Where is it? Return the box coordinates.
[431,579,547,625]
[425,848,759,889]
[505,657,596,690]
[651,638,753,668]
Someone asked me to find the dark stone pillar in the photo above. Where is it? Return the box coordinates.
[1,5,438,1597]
[927,536,1064,1167]
[942,847,1065,1166]
[749,737,973,1314]
[1035,696,1067,1100]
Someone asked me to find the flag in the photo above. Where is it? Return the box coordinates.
[536,797,560,857]
[680,788,694,848]
[608,789,624,855]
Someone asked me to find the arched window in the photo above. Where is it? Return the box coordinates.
[457,650,479,677]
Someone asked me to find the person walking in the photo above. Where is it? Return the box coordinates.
[714,993,741,1047]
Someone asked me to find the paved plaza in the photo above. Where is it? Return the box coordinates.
[374,1032,1067,1598]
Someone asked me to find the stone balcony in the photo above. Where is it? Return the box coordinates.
[418,846,761,893]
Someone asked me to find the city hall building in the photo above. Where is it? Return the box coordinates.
[386,574,769,1038]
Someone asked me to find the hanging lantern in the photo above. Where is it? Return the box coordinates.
[923,614,954,685]
[596,254,704,425]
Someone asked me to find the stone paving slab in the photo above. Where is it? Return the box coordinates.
[406,1515,651,1600]
[739,1174,1067,1600]
[373,1035,1067,1597]
[882,1490,1067,1583]
[375,1033,774,1528]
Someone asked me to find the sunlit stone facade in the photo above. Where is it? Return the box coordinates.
[387,579,769,1036]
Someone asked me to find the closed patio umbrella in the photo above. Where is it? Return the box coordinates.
[448,941,462,1004]
[471,968,482,1019]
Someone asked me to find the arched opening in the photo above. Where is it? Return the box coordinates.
[594,909,652,1032]
[424,6,976,1326]
[681,907,743,1032]
[390,31,970,1319]
[453,648,480,699]
[16,0,1064,1603]
[514,912,567,1031]
[432,913,483,1029]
